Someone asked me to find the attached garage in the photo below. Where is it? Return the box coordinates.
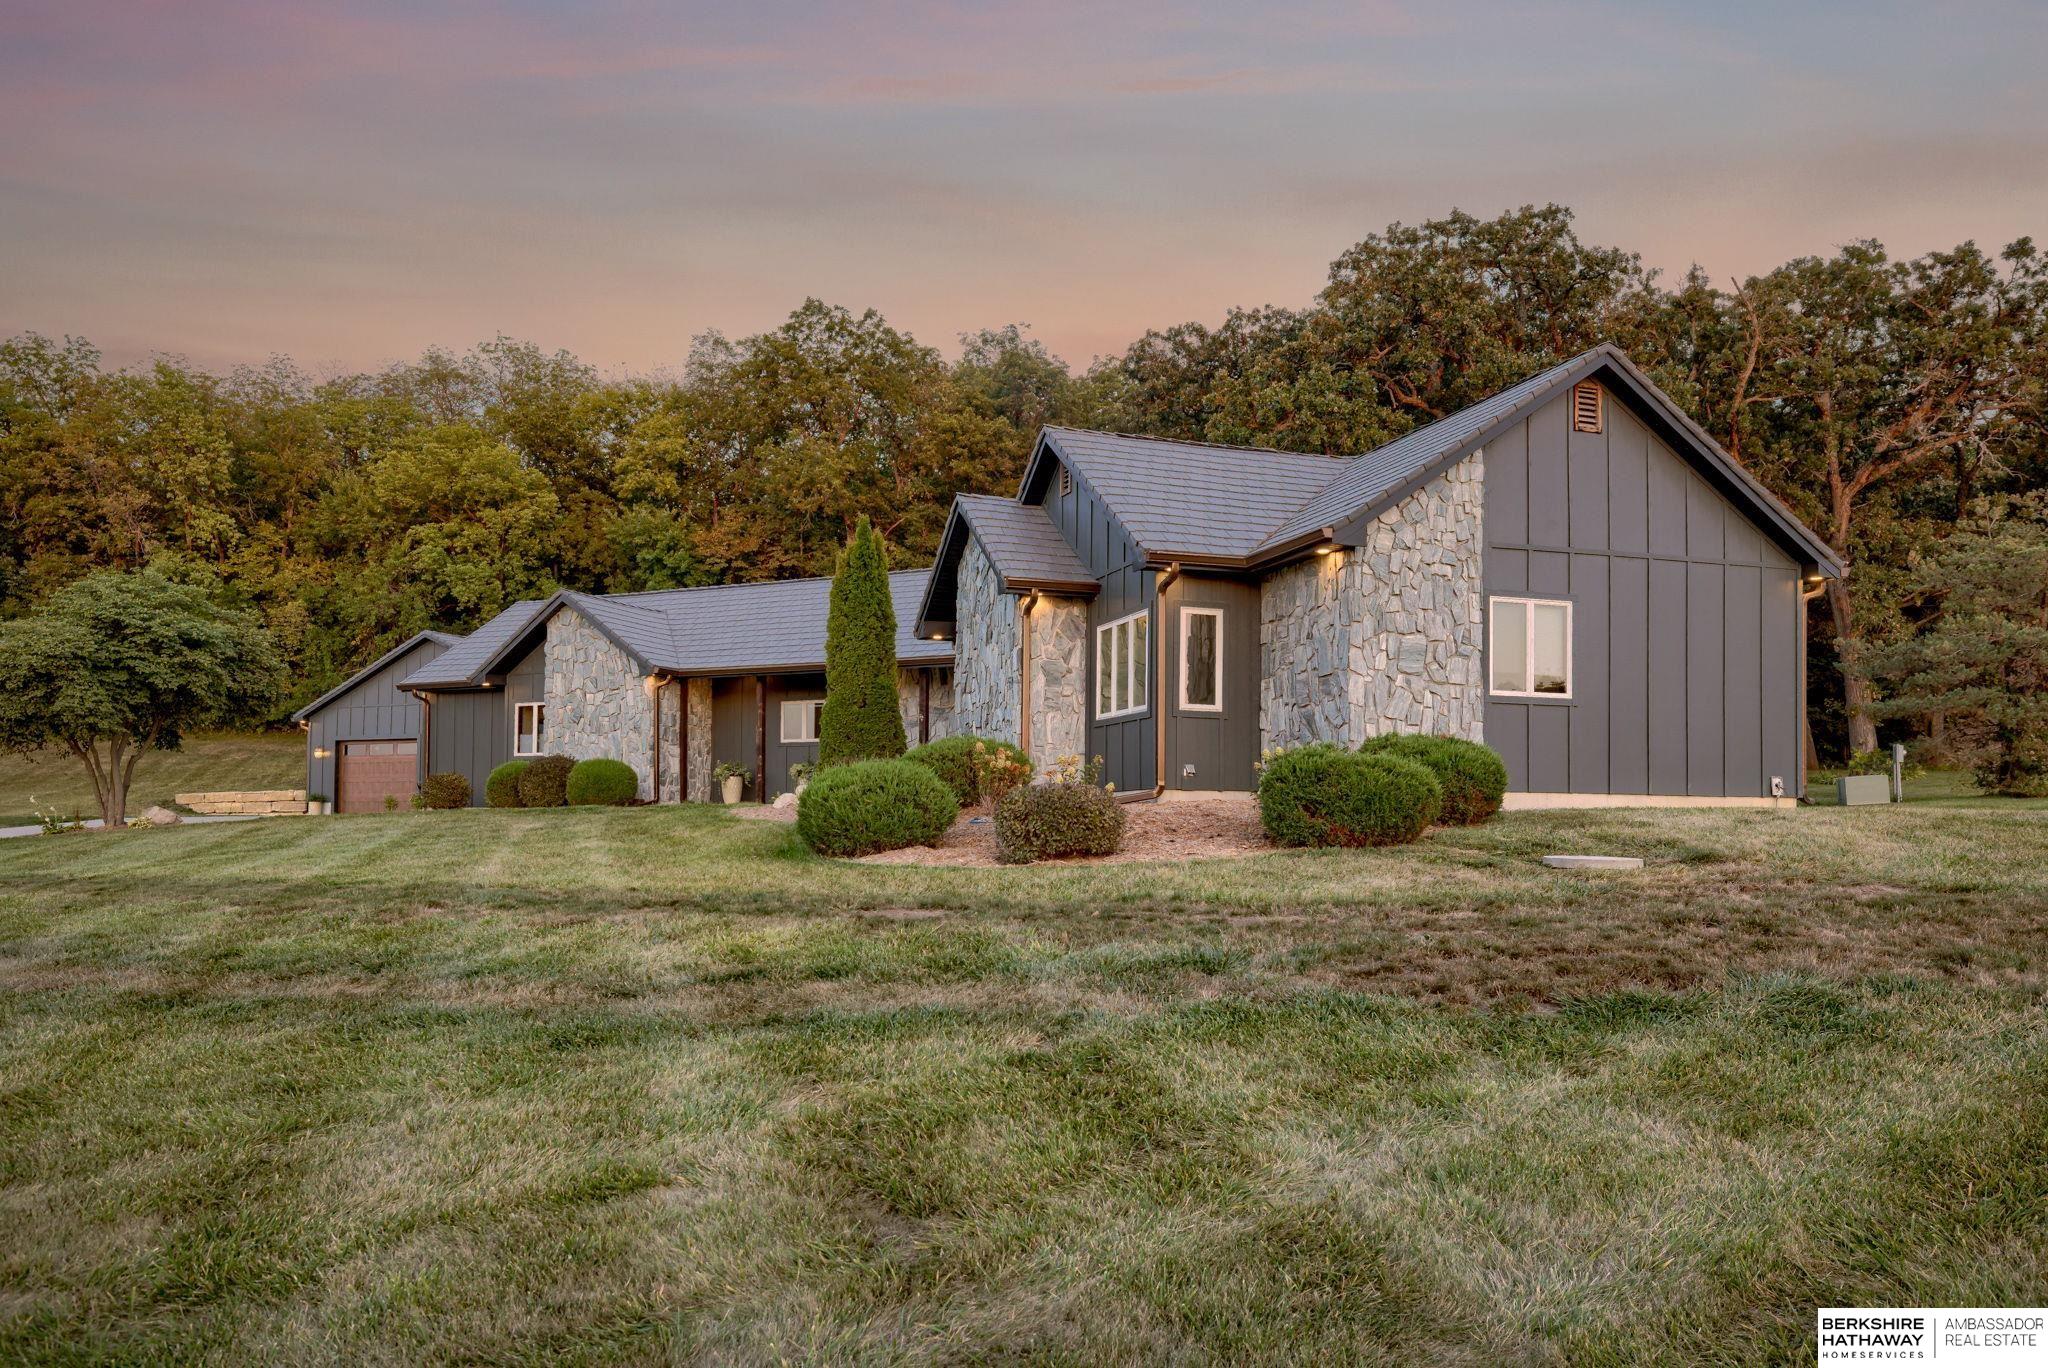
[336,739,419,812]
[293,632,457,811]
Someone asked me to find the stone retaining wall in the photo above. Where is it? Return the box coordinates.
[175,789,307,815]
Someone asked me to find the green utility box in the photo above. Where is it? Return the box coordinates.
[1836,774,1893,806]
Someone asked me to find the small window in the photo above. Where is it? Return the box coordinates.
[780,698,823,743]
[1572,381,1603,434]
[1094,609,1150,719]
[514,702,546,756]
[1489,597,1572,697]
[1179,607,1222,712]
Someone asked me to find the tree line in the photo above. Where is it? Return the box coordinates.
[3,205,2043,765]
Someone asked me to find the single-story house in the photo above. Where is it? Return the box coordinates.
[914,344,1842,806]
[297,344,1839,812]
[293,571,954,811]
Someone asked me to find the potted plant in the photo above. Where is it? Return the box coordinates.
[788,761,816,796]
[306,792,329,815]
[714,762,751,805]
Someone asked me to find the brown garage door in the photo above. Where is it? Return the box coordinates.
[338,740,418,813]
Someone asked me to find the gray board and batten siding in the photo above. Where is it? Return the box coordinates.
[1483,383,1806,799]
[421,643,543,805]
[297,633,453,806]
[1158,572,1262,792]
[1029,447,1156,794]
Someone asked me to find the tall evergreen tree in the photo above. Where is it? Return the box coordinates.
[819,516,907,765]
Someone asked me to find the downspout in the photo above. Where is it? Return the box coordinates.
[919,670,931,745]
[418,690,433,792]
[1018,591,1038,762]
[1150,563,1183,799]
[649,675,663,803]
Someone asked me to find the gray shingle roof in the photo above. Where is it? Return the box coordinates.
[953,495,1096,591]
[291,630,459,721]
[1037,428,1346,560]
[473,570,951,679]
[397,601,547,688]
[1253,354,1600,554]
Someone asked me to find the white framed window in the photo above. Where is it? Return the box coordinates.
[1094,609,1150,720]
[1179,607,1223,712]
[1489,597,1572,697]
[513,701,546,755]
[780,698,823,743]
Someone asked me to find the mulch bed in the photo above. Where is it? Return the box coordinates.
[735,796,1276,867]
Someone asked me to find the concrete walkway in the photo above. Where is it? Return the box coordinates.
[0,812,286,840]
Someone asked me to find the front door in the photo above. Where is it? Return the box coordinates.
[338,739,418,812]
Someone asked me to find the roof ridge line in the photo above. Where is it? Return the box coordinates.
[1044,424,1353,460]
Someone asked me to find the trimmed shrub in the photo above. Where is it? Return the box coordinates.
[1357,733,1509,825]
[797,758,958,858]
[485,760,530,808]
[414,771,472,810]
[567,757,639,806]
[516,754,574,808]
[995,780,1125,864]
[1258,743,1441,847]
[819,516,908,765]
[903,734,1032,807]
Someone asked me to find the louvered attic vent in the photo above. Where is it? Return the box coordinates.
[1059,463,1073,496]
[1571,381,1604,434]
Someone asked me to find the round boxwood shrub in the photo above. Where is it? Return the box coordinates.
[903,734,1032,807]
[413,771,472,810]
[796,758,959,858]
[566,757,639,806]
[994,781,1126,864]
[1357,733,1508,825]
[485,759,530,808]
[1257,743,1442,847]
[516,754,575,808]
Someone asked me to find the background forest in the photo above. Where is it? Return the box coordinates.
[4,206,2043,762]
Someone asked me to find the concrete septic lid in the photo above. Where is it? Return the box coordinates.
[1541,854,1646,871]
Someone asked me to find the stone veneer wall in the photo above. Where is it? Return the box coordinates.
[684,679,713,802]
[1261,450,1485,749]
[950,538,1021,744]
[1025,596,1088,769]
[543,606,656,800]
[655,679,682,803]
[897,668,956,746]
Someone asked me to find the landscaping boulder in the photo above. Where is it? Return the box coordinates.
[139,806,183,827]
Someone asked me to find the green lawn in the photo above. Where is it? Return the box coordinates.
[0,730,303,828]
[1,800,2043,1363]
[1807,765,2048,809]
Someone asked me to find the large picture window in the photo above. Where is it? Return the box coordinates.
[514,701,546,755]
[1094,609,1150,720]
[1489,597,1572,697]
[780,698,823,743]
[1179,607,1222,712]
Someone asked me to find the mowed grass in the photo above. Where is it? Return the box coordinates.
[1,802,2043,1363]
[0,730,303,828]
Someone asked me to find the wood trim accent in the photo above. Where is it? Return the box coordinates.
[678,679,689,803]
[755,675,768,803]
[919,670,931,745]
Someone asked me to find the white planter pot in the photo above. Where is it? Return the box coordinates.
[722,776,744,805]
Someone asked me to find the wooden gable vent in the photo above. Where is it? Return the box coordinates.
[1571,381,1604,434]
[1059,463,1073,497]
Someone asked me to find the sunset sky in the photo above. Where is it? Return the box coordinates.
[3,0,2044,376]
